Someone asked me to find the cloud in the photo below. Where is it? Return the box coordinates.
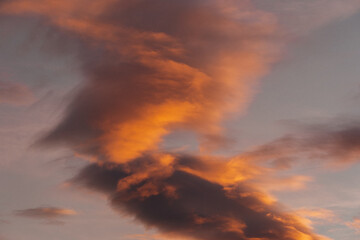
[0,0,281,162]
[252,175,312,192]
[295,208,336,226]
[346,217,360,233]
[240,121,360,168]
[14,206,77,224]
[72,154,329,240]
[0,80,34,106]
[124,233,186,240]
[253,0,360,35]
[1,1,357,239]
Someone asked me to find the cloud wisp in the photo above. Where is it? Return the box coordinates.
[14,207,77,224]
[347,217,360,233]
[239,121,360,169]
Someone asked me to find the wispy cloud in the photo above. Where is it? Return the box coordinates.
[240,120,360,169]
[295,208,336,226]
[346,217,360,233]
[72,154,329,240]
[14,206,77,224]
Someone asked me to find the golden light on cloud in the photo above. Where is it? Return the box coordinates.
[346,217,360,233]
[1,0,281,163]
[2,0,360,239]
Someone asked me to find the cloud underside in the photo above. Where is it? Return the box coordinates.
[73,155,328,240]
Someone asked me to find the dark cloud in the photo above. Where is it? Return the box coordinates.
[73,155,326,240]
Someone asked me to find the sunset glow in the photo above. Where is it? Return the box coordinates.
[1,1,360,240]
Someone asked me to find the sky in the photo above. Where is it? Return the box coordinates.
[0,1,360,240]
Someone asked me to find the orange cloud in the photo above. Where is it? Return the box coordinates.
[295,208,336,227]
[346,217,360,233]
[253,175,312,192]
[0,1,343,239]
[1,0,281,163]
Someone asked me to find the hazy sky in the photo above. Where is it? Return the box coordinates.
[1,1,360,240]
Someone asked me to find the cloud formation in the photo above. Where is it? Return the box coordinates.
[0,0,281,162]
[253,0,360,35]
[295,208,336,227]
[2,1,359,239]
[73,154,329,240]
[240,121,360,169]
[14,206,77,222]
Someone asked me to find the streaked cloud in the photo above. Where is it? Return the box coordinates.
[14,206,77,222]
[295,208,336,226]
[253,0,360,35]
[240,120,360,169]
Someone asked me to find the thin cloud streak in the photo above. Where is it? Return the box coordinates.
[14,206,77,219]
[240,121,360,169]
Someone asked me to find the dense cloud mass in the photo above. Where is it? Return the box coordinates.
[73,154,328,240]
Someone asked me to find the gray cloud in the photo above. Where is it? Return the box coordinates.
[241,121,360,169]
